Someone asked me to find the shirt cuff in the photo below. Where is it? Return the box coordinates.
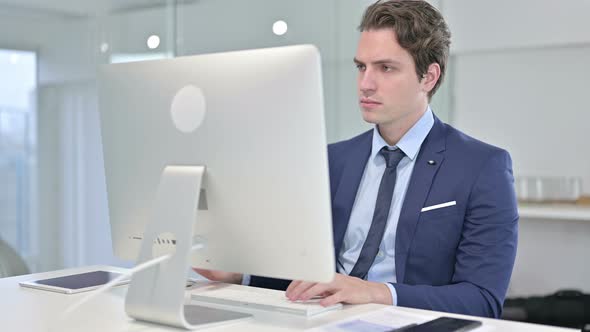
[385,282,398,306]
[241,274,251,286]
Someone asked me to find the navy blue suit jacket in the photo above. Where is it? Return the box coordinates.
[250,116,518,318]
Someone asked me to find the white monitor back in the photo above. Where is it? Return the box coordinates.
[98,45,335,283]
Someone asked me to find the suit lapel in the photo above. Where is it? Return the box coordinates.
[332,131,372,257]
[395,117,447,282]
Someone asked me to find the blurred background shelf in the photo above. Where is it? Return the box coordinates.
[518,203,590,221]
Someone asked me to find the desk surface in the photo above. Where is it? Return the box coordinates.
[0,265,577,332]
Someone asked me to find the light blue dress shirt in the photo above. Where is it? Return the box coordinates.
[337,107,434,305]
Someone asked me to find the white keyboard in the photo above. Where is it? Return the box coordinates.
[191,286,342,317]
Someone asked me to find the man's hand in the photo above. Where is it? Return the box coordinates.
[285,273,393,307]
[192,268,243,284]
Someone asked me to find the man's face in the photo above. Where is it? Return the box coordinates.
[354,29,429,127]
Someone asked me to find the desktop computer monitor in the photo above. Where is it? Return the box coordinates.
[98,45,335,284]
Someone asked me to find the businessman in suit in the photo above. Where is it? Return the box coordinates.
[196,0,518,318]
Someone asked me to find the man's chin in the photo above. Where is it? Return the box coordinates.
[360,110,380,125]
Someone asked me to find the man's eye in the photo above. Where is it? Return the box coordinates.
[382,65,393,72]
[356,64,366,71]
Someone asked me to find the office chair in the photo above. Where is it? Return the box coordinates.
[0,237,30,277]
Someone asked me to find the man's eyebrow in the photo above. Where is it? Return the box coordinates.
[353,58,402,66]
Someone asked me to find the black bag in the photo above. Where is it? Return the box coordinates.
[502,289,590,330]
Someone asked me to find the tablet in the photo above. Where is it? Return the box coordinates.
[19,270,129,294]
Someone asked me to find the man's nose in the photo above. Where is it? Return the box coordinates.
[359,71,376,95]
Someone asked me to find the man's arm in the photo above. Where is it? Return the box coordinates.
[192,269,243,284]
[394,150,518,317]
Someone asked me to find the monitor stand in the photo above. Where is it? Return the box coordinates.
[125,165,252,330]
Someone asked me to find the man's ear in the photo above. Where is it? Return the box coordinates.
[421,63,441,94]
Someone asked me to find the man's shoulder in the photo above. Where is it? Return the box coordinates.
[326,130,372,175]
[328,129,372,155]
[441,121,511,168]
[443,121,508,156]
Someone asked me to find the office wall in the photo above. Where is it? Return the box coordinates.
[443,0,590,54]
[452,46,590,195]
[0,8,101,270]
[0,9,95,84]
[441,0,590,296]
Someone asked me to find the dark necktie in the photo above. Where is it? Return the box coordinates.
[349,147,405,280]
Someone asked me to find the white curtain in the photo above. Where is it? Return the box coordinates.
[37,81,118,271]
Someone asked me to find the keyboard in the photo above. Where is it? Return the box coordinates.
[191,285,342,317]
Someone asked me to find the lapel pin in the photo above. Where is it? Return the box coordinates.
[427,160,436,165]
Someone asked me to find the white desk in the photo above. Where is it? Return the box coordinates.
[1,265,577,332]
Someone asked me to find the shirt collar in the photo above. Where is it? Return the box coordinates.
[370,106,434,162]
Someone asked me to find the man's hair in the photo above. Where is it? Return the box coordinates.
[359,0,451,99]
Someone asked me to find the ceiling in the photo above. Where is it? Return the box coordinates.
[0,0,195,17]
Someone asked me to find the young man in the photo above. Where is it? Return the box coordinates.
[197,0,518,318]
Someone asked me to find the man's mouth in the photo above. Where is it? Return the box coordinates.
[360,98,382,107]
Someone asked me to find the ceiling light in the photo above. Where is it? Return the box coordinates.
[147,35,161,49]
[272,20,288,36]
[100,43,109,53]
